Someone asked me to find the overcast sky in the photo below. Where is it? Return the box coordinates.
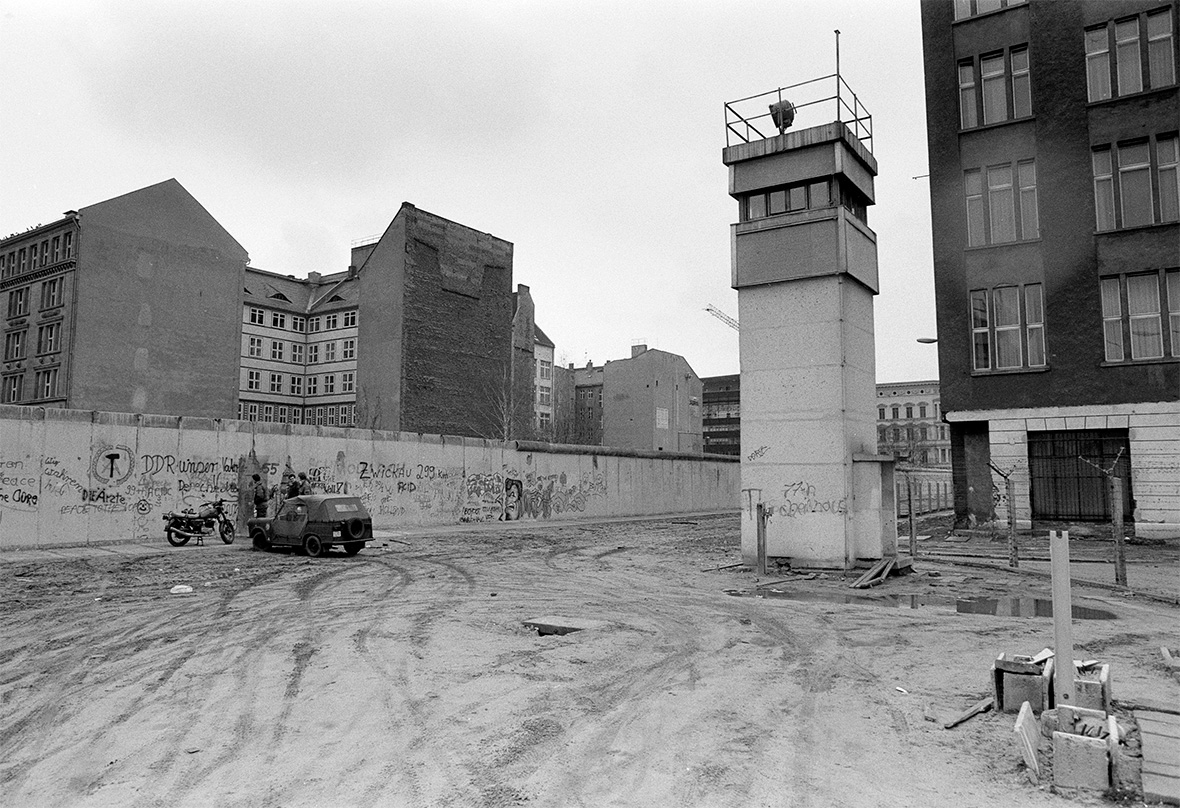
[0,0,936,382]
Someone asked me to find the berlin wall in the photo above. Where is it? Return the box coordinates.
[0,405,740,549]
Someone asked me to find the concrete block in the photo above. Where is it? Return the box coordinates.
[1073,664,1111,713]
[1013,702,1041,783]
[1053,731,1110,791]
[993,654,1053,713]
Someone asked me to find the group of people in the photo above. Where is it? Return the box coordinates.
[251,470,314,517]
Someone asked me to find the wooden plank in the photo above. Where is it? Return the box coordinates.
[1140,721,1180,741]
[863,559,896,588]
[1143,761,1180,778]
[848,557,890,589]
[944,696,994,729]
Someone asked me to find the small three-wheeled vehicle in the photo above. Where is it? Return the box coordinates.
[247,494,373,557]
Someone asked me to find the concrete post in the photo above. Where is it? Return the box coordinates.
[1110,476,1127,587]
[1007,476,1018,568]
[907,473,917,558]
[1050,530,1075,708]
[756,502,768,577]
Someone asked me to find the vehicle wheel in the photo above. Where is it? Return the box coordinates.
[344,542,363,556]
[166,526,189,547]
[303,533,325,558]
[220,521,236,544]
[251,531,270,552]
[344,517,366,540]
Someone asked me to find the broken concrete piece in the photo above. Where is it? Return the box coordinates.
[521,616,606,636]
[1014,701,1041,784]
[1073,663,1111,713]
[1052,730,1110,791]
[993,654,1053,713]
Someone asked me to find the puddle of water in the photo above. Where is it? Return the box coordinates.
[737,590,1117,620]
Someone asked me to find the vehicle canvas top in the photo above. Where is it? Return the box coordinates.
[287,495,367,521]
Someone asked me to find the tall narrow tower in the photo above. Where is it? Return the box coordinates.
[723,77,896,568]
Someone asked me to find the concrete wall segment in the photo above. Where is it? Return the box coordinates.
[0,407,737,549]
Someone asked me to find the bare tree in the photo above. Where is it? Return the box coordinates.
[473,365,530,442]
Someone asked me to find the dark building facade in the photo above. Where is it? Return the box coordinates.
[921,0,1179,536]
[701,373,740,456]
[2,179,248,418]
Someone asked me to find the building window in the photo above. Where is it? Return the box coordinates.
[878,406,886,420]
[7,287,29,317]
[1094,136,1179,231]
[51,236,61,263]
[308,344,319,364]
[1101,270,1180,362]
[308,316,320,333]
[307,376,318,396]
[324,374,335,394]
[34,368,58,399]
[958,61,978,128]
[36,323,59,354]
[248,336,263,358]
[277,405,288,422]
[4,330,25,361]
[953,0,1025,21]
[891,405,899,419]
[324,341,337,362]
[2,374,21,403]
[341,371,355,393]
[970,283,1046,371]
[316,407,325,426]
[341,339,355,360]
[343,311,357,327]
[292,316,306,333]
[292,343,305,364]
[271,340,285,361]
[538,385,551,406]
[263,404,274,422]
[743,179,834,222]
[249,307,265,325]
[63,232,73,257]
[270,373,283,393]
[271,312,286,329]
[919,403,928,418]
[905,404,913,419]
[291,408,302,425]
[247,402,259,421]
[325,314,338,330]
[539,359,552,380]
[959,46,1032,129]
[965,159,1038,246]
[290,376,303,396]
[41,277,64,309]
[1087,10,1177,102]
[29,243,38,269]
[247,370,261,391]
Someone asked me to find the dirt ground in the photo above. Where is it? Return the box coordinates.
[2,513,1178,808]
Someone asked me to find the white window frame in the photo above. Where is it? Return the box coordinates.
[248,336,263,358]
[247,370,261,391]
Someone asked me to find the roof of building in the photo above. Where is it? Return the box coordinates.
[244,266,357,314]
[534,324,555,349]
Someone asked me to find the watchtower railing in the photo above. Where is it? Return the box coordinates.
[724,73,873,152]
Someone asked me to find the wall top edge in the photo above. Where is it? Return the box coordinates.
[946,400,1180,423]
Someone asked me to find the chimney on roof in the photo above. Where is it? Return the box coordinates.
[347,264,357,279]
[631,343,647,358]
[308,271,322,284]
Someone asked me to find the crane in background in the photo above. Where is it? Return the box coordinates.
[705,304,740,331]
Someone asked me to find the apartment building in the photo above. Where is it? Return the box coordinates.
[876,380,950,466]
[1,179,247,417]
[921,0,1179,536]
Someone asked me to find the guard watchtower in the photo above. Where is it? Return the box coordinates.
[722,70,896,569]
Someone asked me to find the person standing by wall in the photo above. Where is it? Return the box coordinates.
[251,473,269,517]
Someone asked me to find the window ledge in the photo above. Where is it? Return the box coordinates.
[971,366,1050,377]
[1086,84,1179,108]
[1100,357,1179,368]
[963,237,1042,252]
[958,115,1035,136]
[952,2,1027,24]
[1094,221,1179,237]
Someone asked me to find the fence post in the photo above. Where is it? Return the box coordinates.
[1006,475,1018,568]
[1110,476,1127,587]
[756,502,768,577]
[907,473,917,558]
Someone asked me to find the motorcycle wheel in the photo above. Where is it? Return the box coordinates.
[303,533,325,558]
[166,526,190,547]
[220,521,235,544]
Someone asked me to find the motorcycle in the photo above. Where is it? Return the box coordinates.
[163,499,236,546]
